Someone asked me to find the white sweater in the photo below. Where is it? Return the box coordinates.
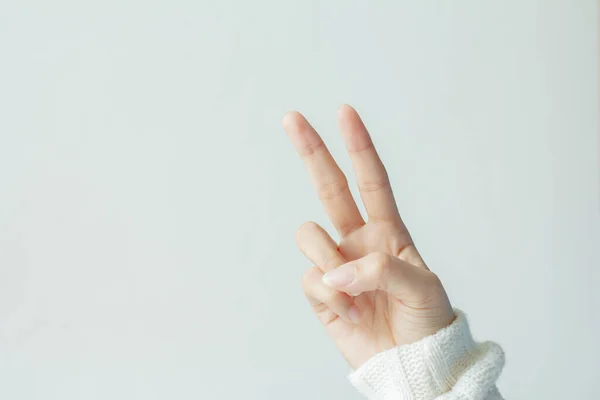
[348,311,505,400]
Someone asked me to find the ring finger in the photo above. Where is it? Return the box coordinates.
[302,267,361,325]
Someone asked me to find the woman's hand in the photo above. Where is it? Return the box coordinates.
[283,105,454,369]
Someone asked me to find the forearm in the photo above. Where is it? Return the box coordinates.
[349,310,505,400]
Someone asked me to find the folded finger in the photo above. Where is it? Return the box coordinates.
[295,221,346,272]
[302,267,362,325]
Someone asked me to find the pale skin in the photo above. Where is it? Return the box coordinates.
[283,105,455,369]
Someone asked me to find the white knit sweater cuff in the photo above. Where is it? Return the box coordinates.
[348,310,505,400]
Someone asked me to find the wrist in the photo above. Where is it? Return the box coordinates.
[348,310,505,400]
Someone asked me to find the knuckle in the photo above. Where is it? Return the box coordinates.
[299,139,325,158]
[354,252,390,282]
[358,179,391,194]
[321,250,341,270]
[311,302,329,314]
[323,289,342,304]
[317,178,350,200]
[369,252,390,271]
[363,252,394,284]
[301,267,320,290]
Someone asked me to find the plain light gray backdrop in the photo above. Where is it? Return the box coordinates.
[1,1,599,399]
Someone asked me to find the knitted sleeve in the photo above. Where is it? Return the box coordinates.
[348,310,505,400]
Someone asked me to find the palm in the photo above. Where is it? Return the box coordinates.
[335,222,436,367]
[284,105,452,368]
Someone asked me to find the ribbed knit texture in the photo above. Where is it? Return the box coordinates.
[348,310,505,400]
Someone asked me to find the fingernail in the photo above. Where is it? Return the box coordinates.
[323,264,356,287]
[347,305,362,324]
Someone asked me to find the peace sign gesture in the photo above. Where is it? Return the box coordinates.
[284,105,454,369]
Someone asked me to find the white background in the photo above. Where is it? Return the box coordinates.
[0,1,598,399]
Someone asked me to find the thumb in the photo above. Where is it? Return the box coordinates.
[322,252,438,300]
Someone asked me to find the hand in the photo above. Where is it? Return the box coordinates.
[283,105,454,369]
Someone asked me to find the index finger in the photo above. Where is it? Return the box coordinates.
[284,111,365,237]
